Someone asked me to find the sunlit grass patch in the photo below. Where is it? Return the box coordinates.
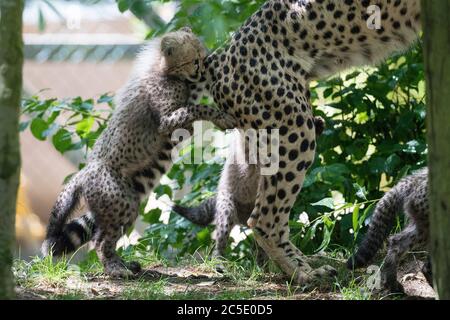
[122,279,168,300]
[14,254,83,288]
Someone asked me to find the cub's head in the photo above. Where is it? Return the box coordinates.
[160,27,207,82]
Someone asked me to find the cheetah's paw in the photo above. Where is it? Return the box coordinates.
[126,261,142,274]
[306,265,338,282]
[104,261,141,279]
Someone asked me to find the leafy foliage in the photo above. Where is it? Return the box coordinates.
[118,0,266,48]
[22,0,426,263]
[22,94,114,162]
[293,46,426,254]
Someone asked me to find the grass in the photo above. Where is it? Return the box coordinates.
[122,279,167,300]
[13,245,432,300]
[14,254,73,288]
[122,278,256,300]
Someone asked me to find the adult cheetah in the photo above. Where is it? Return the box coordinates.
[186,0,421,284]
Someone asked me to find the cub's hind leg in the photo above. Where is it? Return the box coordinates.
[85,166,141,278]
[93,221,141,278]
[213,189,237,258]
[382,200,429,293]
[211,189,238,273]
[382,224,423,293]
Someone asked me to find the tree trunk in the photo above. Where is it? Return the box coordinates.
[422,0,450,300]
[0,0,24,299]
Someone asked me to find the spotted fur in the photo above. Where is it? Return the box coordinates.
[41,28,236,278]
[347,168,431,292]
[185,0,421,284]
[173,116,325,263]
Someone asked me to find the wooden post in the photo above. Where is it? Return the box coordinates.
[422,0,450,300]
[0,0,24,299]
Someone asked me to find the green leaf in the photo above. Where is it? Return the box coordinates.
[311,198,334,210]
[196,228,211,243]
[352,204,361,234]
[317,216,335,252]
[300,219,321,248]
[117,0,130,12]
[385,154,401,175]
[81,100,94,112]
[346,139,369,160]
[368,157,386,175]
[85,127,104,149]
[323,87,334,99]
[30,118,49,141]
[353,183,368,201]
[76,117,95,137]
[154,185,173,199]
[52,129,73,153]
[143,208,162,224]
[360,202,375,228]
[47,110,61,125]
[403,140,426,154]
[98,94,114,106]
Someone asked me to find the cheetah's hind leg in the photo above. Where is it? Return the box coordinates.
[249,126,337,285]
[251,174,336,285]
[381,224,421,293]
[95,228,142,278]
[85,168,142,278]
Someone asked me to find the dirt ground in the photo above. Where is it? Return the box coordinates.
[15,259,436,300]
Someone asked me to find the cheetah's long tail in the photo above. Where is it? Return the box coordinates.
[41,171,93,257]
[347,186,403,269]
[172,197,217,227]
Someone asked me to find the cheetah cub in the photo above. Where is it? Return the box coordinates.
[41,28,236,278]
[347,168,431,293]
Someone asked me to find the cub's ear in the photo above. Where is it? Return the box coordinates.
[161,36,176,56]
[180,26,193,33]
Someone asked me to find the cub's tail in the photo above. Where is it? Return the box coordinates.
[41,172,93,256]
[42,212,97,256]
[347,186,403,269]
[172,197,217,227]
